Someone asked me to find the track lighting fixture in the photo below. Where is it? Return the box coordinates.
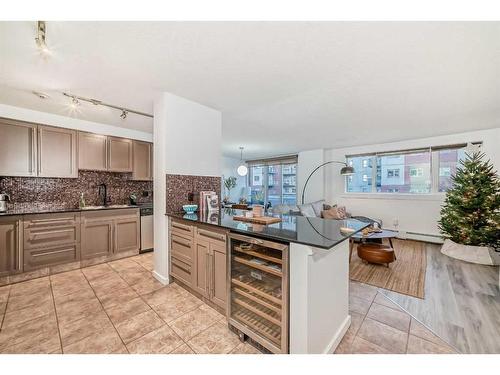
[35,21,49,54]
[120,110,128,120]
[70,96,80,109]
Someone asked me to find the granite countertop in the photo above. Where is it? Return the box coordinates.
[167,209,370,249]
[0,203,139,217]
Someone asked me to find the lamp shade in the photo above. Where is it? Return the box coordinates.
[340,165,355,175]
[237,164,248,176]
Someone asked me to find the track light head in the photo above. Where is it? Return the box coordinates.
[70,97,80,109]
[35,21,50,54]
[120,110,128,120]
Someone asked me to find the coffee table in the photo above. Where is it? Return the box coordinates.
[349,229,398,263]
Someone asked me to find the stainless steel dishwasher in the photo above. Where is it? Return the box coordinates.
[139,204,154,253]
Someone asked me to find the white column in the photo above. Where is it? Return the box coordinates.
[297,149,325,204]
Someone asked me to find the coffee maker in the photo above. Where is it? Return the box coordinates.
[0,193,10,212]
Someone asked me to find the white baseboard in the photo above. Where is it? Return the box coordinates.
[152,270,170,285]
[325,315,351,354]
[397,231,444,244]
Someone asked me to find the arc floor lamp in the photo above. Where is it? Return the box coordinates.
[300,161,355,204]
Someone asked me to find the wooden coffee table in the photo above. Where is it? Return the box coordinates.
[356,243,396,267]
[349,229,398,263]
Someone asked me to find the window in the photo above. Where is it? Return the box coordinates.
[248,156,298,206]
[345,143,480,194]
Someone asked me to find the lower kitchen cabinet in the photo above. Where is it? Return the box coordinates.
[0,216,23,277]
[81,209,139,260]
[169,218,228,312]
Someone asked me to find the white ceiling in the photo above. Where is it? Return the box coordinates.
[0,22,499,159]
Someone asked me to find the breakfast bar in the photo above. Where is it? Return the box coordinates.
[165,209,369,354]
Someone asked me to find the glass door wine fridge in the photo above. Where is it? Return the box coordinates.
[227,233,289,354]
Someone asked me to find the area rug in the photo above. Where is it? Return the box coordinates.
[349,239,427,299]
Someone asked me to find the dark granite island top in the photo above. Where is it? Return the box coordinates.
[167,209,370,249]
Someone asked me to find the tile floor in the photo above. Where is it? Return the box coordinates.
[0,252,456,354]
[335,281,457,354]
[0,253,259,354]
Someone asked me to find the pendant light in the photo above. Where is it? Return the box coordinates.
[237,146,248,176]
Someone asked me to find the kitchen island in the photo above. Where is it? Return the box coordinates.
[165,209,369,354]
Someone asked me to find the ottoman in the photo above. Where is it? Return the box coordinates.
[357,243,396,267]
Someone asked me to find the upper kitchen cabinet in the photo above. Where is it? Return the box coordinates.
[78,132,108,171]
[0,118,37,177]
[132,140,153,181]
[37,126,78,178]
[108,136,133,172]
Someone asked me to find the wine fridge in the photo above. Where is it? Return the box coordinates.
[227,233,289,354]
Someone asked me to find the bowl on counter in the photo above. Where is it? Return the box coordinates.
[182,204,198,214]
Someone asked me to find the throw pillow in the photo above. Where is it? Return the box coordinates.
[298,203,316,217]
[321,206,348,219]
[311,200,326,217]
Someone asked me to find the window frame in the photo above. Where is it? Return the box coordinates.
[344,142,481,197]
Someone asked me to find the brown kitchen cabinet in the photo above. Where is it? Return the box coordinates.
[0,216,23,277]
[37,126,78,178]
[78,132,108,171]
[132,140,153,181]
[81,209,139,260]
[23,212,81,271]
[108,136,133,172]
[210,241,227,309]
[0,118,37,177]
[193,239,209,297]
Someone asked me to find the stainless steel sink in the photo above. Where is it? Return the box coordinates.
[80,205,106,210]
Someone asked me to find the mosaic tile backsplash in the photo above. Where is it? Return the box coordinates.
[166,173,221,214]
[0,170,153,210]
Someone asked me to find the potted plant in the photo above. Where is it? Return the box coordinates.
[223,176,237,204]
[438,151,500,265]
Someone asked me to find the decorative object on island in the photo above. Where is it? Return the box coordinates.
[252,205,264,217]
[300,160,355,204]
[223,176,237,204]
[438,151,500,265]
[182,204,198,214]
[237,146,248,176]
[206,194,219,212]
[199,190,215,213]
[233,215,282,225]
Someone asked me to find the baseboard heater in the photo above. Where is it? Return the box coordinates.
[395,231,444,244]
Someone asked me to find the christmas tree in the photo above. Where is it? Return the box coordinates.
[438,151,500,249]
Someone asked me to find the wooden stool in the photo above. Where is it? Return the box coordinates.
[356,243,396,267]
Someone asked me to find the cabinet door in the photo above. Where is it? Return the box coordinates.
[132,141,152,181]
[0,216,23,277]
[81,219,113,259]
[210,242,227,310]
[114,214,140,254]
[0,119,37,177]
[108,136,133,172]
[38,126,77,178]
[193,239,209,298]
[78,132,108,171]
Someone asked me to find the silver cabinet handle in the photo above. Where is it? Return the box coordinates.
[172,222,191,232]
[32,247,74,257]
[172,236,191,247]
[198,229,226,242]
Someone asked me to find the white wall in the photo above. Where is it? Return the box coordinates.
[324,128,500,239]
[0,103,153,142]
[221,157,247,203]
[297,149,325,205]
[153,92,222,283]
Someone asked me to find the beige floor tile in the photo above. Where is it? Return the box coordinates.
[169,304,222,341]
[106,297,151,324]
[152,292,203,322]
[373,292,405,312]
[9,268,49,284]
[230,342,262,354]
[171,343,195,354]
[0,285,10,302]
[0,302,6,315]
[6,288,53,312]
[51,279,92,299]
[1,333,61,354]
[58,310,114,347]
[350,336,391,354]
[53,287,95,306]
[81,263,114,281]
[56,298,103,325]
[50,269,85,285]
[98,286,139,309]
[349,295,372,315]
[63,326,126,354]
[187,320,240,354]
[9,277,51,297]
[357,317,408,353]
[130,277,164,295]
[119,269,152,284]
[367,302,411,332]
[409,318,452,347]
[126,324,184,354]
[108,258,142,273]
[114,309,164,344]
[0,312,58,351]
[141,283,188,307]
[349,281,378,302]
[407,334,456,354]
[2,300,55,329]
[334,329,356,354]
[89,275,130,297]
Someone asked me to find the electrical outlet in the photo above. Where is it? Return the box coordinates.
[393,218,399,227]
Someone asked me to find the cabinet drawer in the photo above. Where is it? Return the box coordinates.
[25,225,79,250]
[24,212,79,229]
[24,244,80,271]
[170,234,193,263]
[171,256,192,287]
[170,220,194,238]
[196,227,226,248]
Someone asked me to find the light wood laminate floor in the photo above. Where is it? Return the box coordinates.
[380,242,500,354]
